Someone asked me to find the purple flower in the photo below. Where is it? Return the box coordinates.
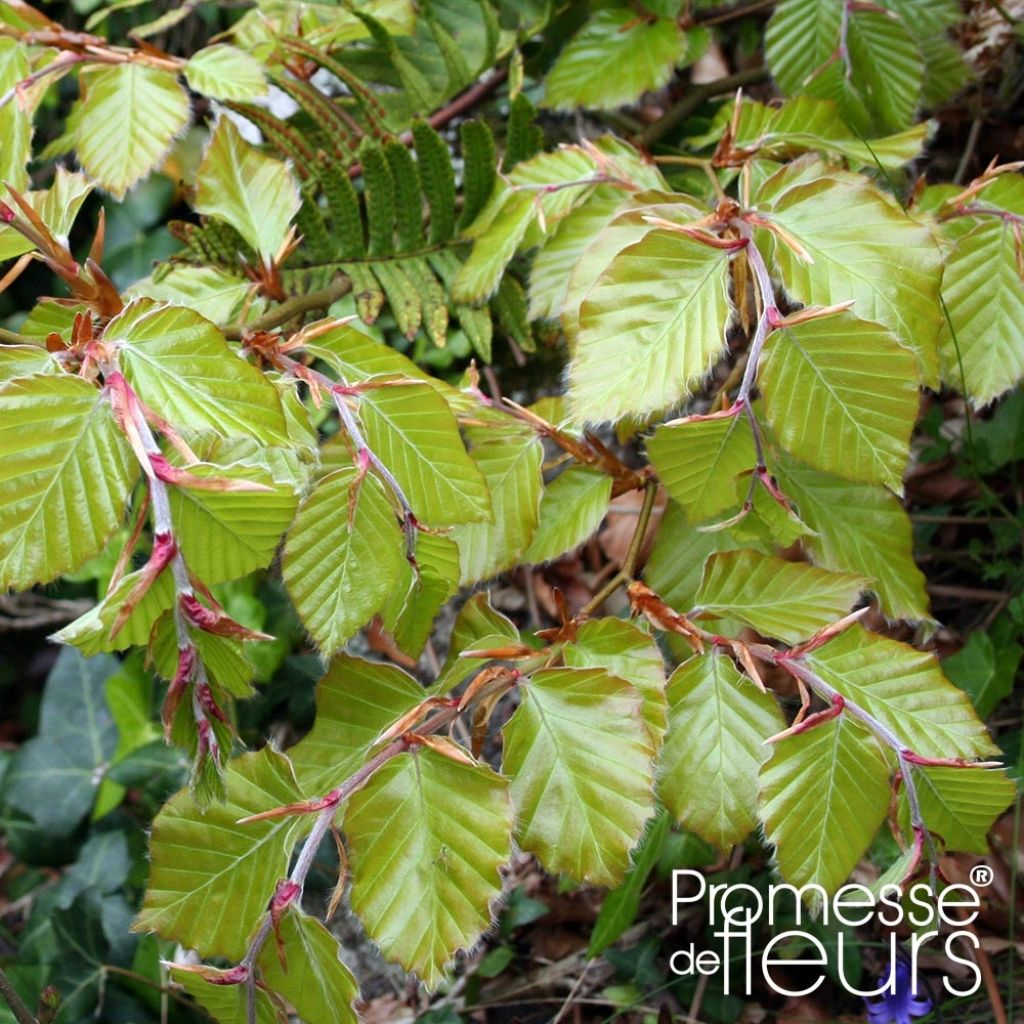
[865,956,932,1024]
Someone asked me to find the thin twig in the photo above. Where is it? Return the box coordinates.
[635,66,769,147]
[0,966,40,1024]
[223,275,352,340]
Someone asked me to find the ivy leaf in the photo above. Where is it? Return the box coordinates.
[135,748,304,959]
[287,654,423,796]
[195,116,301,264]
[168,462,300,584]
[695,551,864,644]
[6,648,118,837]
[283,468,406,656]
[759,717,890,899]
[943,632,1020,719]
[759,311,919,491]
[184,44,268,102]
[358,383,490,526]
[544,6,687,111]
[450,425,543,585]
[646,411,756,522]
[760,170,943,384]
[75,63,190,199]
[502,667,656,886]
[569,230,732,424]
[524,466,612,564]
[766,0,924,134]
[905,766,1015,853]
[0,374,137,590]
[258,910,359,1024]
[110,298,289,444]
[660,652,785,851]
[804,626,998,760]
[773,456,931,622]
[938,218,1024,405]
[345,748,512,988]
[564,618,667,746]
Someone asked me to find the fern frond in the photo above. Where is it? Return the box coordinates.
[385,142,424,251]
[359,139,397,257]
[412,120,456,245]
[459,120,497,230]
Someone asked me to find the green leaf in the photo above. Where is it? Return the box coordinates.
[0,374,137,590]
[524,466,612,564]
[502,666,656,886]
[287,653,423,796]
[433,592,519,694]
[75,63,190,199]
[773,457,931,622]
[760,170,943,384]
[110,298,289,443]
[357,383,490,526]
[135,748,304,959]
[0,39,31,192]
[759,311,919,491]
[168,462,299,584]
[907,766,1015,853]
[759,716,890,899]
[450,425,543,585]
[563,617,667,746]
[646,410,756,522]
[938,218,1024,405]
[660,652,785,850]
[195,116,301,264]
[694,551,864,644]
[6,649,118,836]
[129,266,256,327]
[0,343,54,381]
[943,632,1020,719]
[184,44,268,102]
[380,531,461,658]
[258,910,359,1024]
[283,468,406,655]
[544,6,686,111]
[569,230,732,423]
[588,810,670,958]
[766,0,924,134]
[804,625,998,760]
[170,968,280,1024]
[0,168,94,262]
[345,748,512,988]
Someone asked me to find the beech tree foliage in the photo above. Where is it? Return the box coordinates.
[0,1,1020,1022]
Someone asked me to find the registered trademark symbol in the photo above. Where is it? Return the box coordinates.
[970,864,993,887]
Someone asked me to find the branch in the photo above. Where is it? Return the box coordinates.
[635,66,769,147]
[223,275,352,340]
[0,967,39,1024]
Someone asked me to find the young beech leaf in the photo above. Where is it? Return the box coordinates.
[759,716,891,901]
[344,748,513,988]
[759,311,920,493]
[0,38,31,192]
[184,44,268,103]
[524,465,612,565]
[758,169,943,385]
[694,551,865,644]
[356,383,491,527]
[109,298,289,444]
[170,968,280,1024]
[938,215,1024,405]
[450,425,543,585]
[569,229,733,424]
[282,468,406,656]
[0,374,137,591]
[660,652,785,851]
[564,618,667,746]
[543,6,687,112]
[195,116,301,264]
[502,666,656,886]
[75,63,190,199]
[257,909,359,1024]
[431,592,519,695]
[646,411,756,523]
[772,456,931,622]
[135,748,305,959]
[804,626,999,761]
[900,766,1015,854]
[286,654,423,797]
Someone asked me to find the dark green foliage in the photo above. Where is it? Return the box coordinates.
[458,119,498,230]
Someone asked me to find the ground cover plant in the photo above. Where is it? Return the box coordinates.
[0,1,1022,1023]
